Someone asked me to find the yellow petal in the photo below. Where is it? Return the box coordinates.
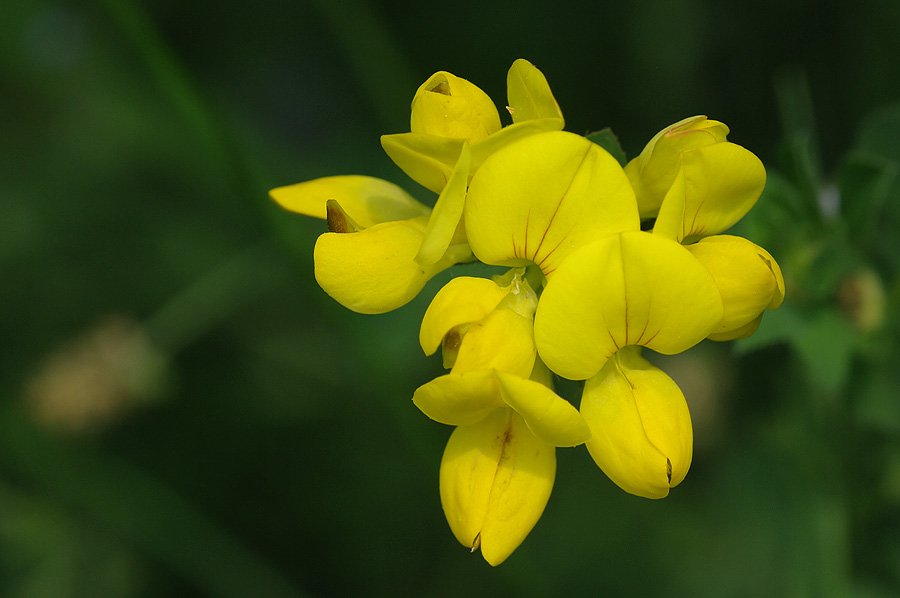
[624,116,729,218]
[494,371,590,447]
[382,123,566,196]
[686,235,785,338]
[269,175,430,227]
[412,370,503,426]
[465,131,640,276]
[416,143,471,265]
[469,118,566,171]
[706,313,763,341]
[313,216,467,314]
[581,347,693,499]
[653,142,767,243]
[527,356,555,388]
[534,231,723,380]
[506,59,564,124]
[451,309,536,379]
[440,408,555,566]
[380,133,465,194]
[410,71,501,143]
[419,276,509,355]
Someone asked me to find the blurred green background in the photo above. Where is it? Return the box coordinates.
[3,0,900,596]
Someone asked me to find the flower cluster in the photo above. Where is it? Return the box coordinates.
[270,60,784,565]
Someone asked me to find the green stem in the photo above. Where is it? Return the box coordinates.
[309,0,417,132]
[97,0,273,206]
[97,0,225,166]
[143,239,287,355]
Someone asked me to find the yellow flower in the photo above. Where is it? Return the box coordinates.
[624,115,730,219]
[533,231,724,380]
[413,273,589,445]
[439,405,555,566]
[625,115,766,245]
[273,55,785,561]
[381,59,565,196]
[379,60,565,268]
[414,272,589,565]
[464,130,639,277]
[461,129,723,380]
[269,175,471,313]
[686,235,785,340]
[625,117,784,339]
[409,71,501,143]
[580,347,692,499]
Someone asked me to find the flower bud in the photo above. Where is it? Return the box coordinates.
[410,72,501,143]
[580,347,692,499]
[838,269,886,333]
[685,235,785,340]
[625,116,729,218]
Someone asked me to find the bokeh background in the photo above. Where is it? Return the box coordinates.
[3,0,900,596]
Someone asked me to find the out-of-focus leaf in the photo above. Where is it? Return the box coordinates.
[586,128,627,166]
[853,370,900,434]
[733,303,803,354]
[0,405,305,598]
[773,69,824,219]
[0,481,142,597]
[793,309,856,394]
[800,236,862,303]
[735,306,854,394]
[778,136,826,221]
[774,68,819,151]
[849,104,900,271]
[856,103,900,163]
[738,171,808,249]
[838,152,897,245]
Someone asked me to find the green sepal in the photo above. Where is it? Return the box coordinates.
[586,128,627,167]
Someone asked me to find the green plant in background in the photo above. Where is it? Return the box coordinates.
[6,0,900,593]
[270,59,784,565]
[729,74,900,591]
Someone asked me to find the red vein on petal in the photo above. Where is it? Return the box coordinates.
[531,195,564,261]
[524,211,531,257]
[535,229,570,272]
[686,198,707,240]
[607,328,620,350]
[531,145,591,263]
[634,298,652,345]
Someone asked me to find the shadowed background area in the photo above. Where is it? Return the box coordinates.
[3,0,900,596]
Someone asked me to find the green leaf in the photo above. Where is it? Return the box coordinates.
[793,308,856,394]
[855,102,900,163]
[777,135,824,221]
[773,69,825,219]
[853,368,900,434]
[733,303,803,354]
[838,151,898,244]
[801,236,862,302]
[737,171,809,249]
[735,306,855,394]
[586,128,627,167]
